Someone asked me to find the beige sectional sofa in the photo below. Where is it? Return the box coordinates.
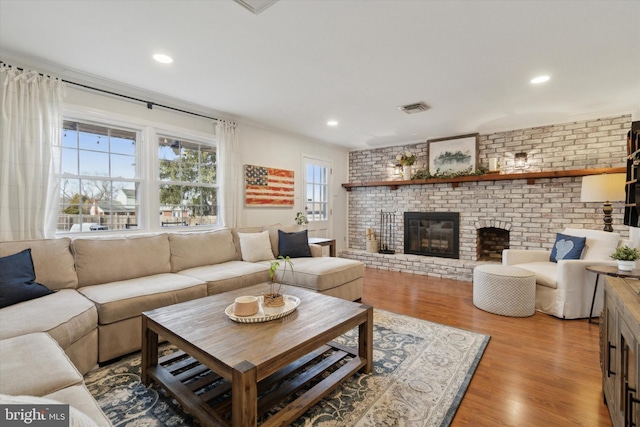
[0,226,363,426]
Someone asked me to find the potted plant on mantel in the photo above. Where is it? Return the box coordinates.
[265,255,294,312]
[396,151,417,180]
[610,246,640,271]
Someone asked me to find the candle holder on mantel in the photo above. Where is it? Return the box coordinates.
[379,211,396,254]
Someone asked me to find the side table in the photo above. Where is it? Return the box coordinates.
[585,265,640,324]
[308,237,336,257]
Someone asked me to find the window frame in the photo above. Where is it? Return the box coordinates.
[57,107,221,235]
[156,131,219,229]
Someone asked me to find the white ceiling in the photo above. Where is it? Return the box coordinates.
[0,0,638,150]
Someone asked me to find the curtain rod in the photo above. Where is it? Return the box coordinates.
[0,60,221,122]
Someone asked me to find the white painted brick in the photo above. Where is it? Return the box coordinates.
[346,114,632,279]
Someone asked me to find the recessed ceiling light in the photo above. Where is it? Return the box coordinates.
[327,120,338,127]
[530,75,550,84]
[153,53,173,64]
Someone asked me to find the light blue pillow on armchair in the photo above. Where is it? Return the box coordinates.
[549,233,587,263]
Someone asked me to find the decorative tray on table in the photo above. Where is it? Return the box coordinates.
[225,295,300,323]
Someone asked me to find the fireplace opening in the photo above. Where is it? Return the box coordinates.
[404,212,459,259]
[477,227,509,262]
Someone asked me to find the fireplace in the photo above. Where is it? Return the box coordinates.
[477,227,509,261]
[404,212,459,259]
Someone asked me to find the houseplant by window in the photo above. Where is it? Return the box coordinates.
[294,212,308,229]
[610,246,640,271]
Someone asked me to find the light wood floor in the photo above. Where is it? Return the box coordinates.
[360,268,612,427]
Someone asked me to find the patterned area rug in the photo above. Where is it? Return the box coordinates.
[85,309,489,427]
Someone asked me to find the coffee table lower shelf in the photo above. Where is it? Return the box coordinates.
[145,342,366,427]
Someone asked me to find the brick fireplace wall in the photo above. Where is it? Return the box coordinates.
[341,114,631,281]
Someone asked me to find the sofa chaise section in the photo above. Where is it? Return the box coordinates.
[0,238,98,374]
[0,333,112,427]
[72,234,207,362]
[243,225,365,301]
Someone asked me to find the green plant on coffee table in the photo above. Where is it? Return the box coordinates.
[610,246,640,261]
[268,255,294,296]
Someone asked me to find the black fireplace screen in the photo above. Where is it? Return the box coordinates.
[404,212,459,259]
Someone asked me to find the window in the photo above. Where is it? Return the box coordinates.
[158,136,218,227]
[59,120,139,232]
[305,162,329,221]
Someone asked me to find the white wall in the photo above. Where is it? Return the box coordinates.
[237,124,350,251]
[64,86,351,251]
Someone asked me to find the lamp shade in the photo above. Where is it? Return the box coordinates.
[580,173,626,202]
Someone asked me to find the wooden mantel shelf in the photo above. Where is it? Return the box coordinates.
[341,167,626,191]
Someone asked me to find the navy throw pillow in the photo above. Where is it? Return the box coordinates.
[278,229,312,258]
[549,233,587,263]
[0,248,53,309]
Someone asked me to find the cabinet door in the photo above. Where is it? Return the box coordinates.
[620,318,639,426]
[604,293,619,421]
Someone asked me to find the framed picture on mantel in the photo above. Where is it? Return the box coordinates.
[428,133,478,174]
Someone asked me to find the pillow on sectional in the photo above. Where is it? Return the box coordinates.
[0,248,53,309]
[278,229,312,258]
[238,230,275,262]
[549,233,586,263]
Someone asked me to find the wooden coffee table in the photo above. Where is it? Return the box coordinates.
[141,283,373,427]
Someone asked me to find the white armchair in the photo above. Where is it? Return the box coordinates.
[502,228,622,319]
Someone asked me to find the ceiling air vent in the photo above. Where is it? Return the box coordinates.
[397,102,430,114]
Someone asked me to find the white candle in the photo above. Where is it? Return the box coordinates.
[489,158,498,171]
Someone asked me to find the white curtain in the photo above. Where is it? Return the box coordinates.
[217,119,239,229]
[0,65,65,241]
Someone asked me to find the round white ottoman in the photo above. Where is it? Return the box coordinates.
[473,265,536,317]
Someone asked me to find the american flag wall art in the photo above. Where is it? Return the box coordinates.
[244,165,295,207]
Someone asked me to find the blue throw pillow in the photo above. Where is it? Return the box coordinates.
[549,233,587,263]
[278,229,312,258]
[0,248,53,309]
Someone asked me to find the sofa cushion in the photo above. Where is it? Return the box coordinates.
[169,229,237,272]
[257,257,364,292]
[562,228,620,261]
[238,230,275,262]
[77,273,206,325]
[278,229,312,258]
[0,333,83,396]
[177,261,270,295]
[46,385,112,427]
[0,289,97,349]
[549,233,586,262]
[513,262,558,289]
[73,234,172,287]
[0,238,77,290]
[0,248,53,308]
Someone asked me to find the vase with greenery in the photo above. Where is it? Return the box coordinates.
[265,255,294,309]
[610,246,640,271]
[396,151,417,180]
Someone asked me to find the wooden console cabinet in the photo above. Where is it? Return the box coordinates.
[602,276,640,426]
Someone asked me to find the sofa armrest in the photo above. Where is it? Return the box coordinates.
[502,249,550,265]
[309,244,322,257]
[557,259,618,279]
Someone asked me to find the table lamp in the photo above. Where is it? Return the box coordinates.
[580,173,626,232]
